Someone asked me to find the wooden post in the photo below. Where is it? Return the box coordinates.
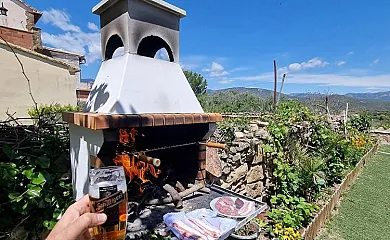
[344,103,349,136]
[277,74,286,105]
[273,60,277,108]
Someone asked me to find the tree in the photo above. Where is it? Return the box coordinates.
[184,70,208,97]
[201,90,271,113]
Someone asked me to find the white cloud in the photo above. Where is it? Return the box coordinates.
[230,72,274,82]
[336,61,346,66]
[287,57,329,72]
[210,70,230,77]
[40,9,102,63]
[87,22,99,31]
[370,58,380,66]
[204,62,224,72]
[219,79,234,84]
[41,9,81,32]
[278,66,288,74]
[180,63,198,71]
[277,57,329,75]
[203,62,230,78]
[347,51,354,55]
[179,55,208,71]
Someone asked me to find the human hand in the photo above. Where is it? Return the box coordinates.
[46,194,107,240]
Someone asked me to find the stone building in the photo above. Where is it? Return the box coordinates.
[0,0,42,49]
[0,0,86,119]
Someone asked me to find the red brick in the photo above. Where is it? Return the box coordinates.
[174,114,185,125]
[0,26,33,49]
[141,114,155,127]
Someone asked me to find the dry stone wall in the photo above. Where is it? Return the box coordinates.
[213,121,274,201]
[371,128,390,143]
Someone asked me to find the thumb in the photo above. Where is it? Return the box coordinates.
[66,213,107,239]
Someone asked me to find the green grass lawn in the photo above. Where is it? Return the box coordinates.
[316,144,390,240]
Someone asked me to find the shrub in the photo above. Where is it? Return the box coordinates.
[217,117,250,143]
[28,104,80,118]
[201,90,272,113]
[349,112,372,133]
[268,194,319,229]
[0,122,73,239]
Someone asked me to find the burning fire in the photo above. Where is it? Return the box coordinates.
[114,154,160,183]
[113,129,161,187]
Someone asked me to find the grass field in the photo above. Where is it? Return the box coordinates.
[316,144,390,240]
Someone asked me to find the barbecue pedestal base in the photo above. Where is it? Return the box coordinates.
[69,124,104,200]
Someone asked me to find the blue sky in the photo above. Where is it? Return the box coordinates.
[28,0,390,94]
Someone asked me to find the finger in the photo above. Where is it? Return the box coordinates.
[59,195,91,224]
[71,195,91,214]
[64,213,107,239]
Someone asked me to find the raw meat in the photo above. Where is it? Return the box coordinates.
[215,197,239,216]
[215,197,255,217]
[188,218,222,238]
[235,198,245,209]
[220,196,234,205]
[238,201,255,216]
[173,221,207,240]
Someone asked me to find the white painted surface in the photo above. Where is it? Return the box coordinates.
[92,0,120,14]
[93,0,186,17]
[84,53,204,114]
[143,0,186,17]
[69,124,104,200]
[0,0,28,31]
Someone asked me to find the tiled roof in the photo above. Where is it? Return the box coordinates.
[15,0,42,15]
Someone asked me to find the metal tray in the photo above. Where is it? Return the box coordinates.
[180,184,268,232]
[207,185,268,231]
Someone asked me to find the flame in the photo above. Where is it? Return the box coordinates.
[114,128,161,193]
[119,128,134,144]
[113,154,160,183]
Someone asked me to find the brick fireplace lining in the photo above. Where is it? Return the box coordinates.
[63,112,222,130]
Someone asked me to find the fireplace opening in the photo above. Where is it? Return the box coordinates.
[137,36,174,62]
[95,124,210,205]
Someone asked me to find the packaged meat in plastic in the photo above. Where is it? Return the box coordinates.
[163,209,237,240]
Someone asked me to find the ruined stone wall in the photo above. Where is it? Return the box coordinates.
[371,128,390,143]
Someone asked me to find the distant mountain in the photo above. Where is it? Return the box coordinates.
[345,91,390,102]
[209,87,390,112]
[291,93,390,112]
[207,87,287,99]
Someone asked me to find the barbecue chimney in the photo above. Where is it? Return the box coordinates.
[85,0,203,114]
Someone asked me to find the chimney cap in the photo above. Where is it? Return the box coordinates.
[92,0,186,17]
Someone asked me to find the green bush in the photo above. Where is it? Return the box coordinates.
[268,194,319,229]
[0,123,73,239]
[258,100,373,237]
[217,117,250,143]
[28,104,80,118]
[349,112,372,133]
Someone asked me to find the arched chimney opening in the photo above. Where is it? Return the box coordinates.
[137,36,174,62]
[105,34,124,60]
